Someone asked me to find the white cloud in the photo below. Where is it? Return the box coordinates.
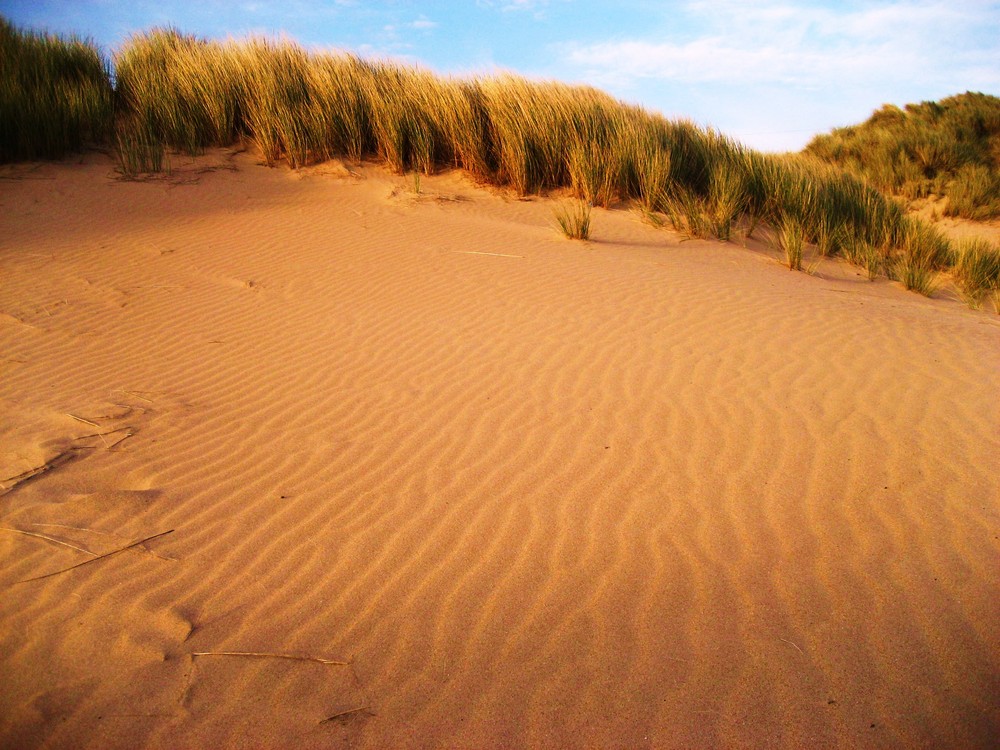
[476,0,551,14]
[559,1,1000,92]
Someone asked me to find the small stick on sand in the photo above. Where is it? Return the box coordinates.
[115,389,154,403]
[72,426,132,450]
[74,427,131,440]
[68,413,101,428]
[29,523,176,561]
[33,522,117,536]
[452,250,524,259]
[191,651,348,665]
[15,529,174,584]
[319,706,372,724]
[105,430,135,450]
[0,527,97,556]
[779,637,804,655]
[0,449,78,495]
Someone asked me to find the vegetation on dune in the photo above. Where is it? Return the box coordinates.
[952,238,1000,310]
[0,17,112,161]
[554,200,592,241]
[3,17,999,310]
[805,93,1000,220]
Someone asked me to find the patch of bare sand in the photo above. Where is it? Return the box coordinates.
[908,194,1000,246]
[1,150,998,749]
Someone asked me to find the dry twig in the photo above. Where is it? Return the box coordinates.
[319,706,372,724]
[29,523,175,561]
[779,637,804,655]
[0,450,78,496]
[0,527,97,556]
[15,529,174,583]
[452,250,523,259]
[191,651,348,665]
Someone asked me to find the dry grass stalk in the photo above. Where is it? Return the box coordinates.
[0,527,97,556]
[29,523,176,561]
[0,449,78,496]
[452,251,523,259]
[181,650,350,706]
[15,529,174,584]
[191,651,348,665]
[72,425,133,450]
[320,706,373,724]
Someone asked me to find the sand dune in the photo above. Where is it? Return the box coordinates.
[1,150,998,749]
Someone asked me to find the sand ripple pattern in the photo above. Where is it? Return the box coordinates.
[1,153,998,749]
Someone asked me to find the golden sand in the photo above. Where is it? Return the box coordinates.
[1,150,998,748]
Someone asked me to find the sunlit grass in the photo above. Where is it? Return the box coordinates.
[777,217,805,271]
[953,238,1000,310]
[805,93,1000,220]
[554,200,592,240]
[6,18,996,309]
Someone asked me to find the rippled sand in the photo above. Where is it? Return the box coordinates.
[1,150,998,749]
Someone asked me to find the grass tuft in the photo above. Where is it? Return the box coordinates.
[777,217,805,271]
[953,238,1000,310]
[895,248,940,297]
[707,159,746,242]
[554,200,592,240]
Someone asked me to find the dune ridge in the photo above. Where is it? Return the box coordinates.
[1,151,998,748]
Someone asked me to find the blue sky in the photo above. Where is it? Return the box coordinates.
[4,0,999,151]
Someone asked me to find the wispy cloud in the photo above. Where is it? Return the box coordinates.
[477,0,552,16]
[559,1,1000,92]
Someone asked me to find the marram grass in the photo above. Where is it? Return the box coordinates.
[953,238,1000,311]
[0,17,112,161]
[554,200,592,241]
[777,217,805,271]
[806,93,1000,221]
[3,19,995,304]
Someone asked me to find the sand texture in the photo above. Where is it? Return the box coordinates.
[1,151,998,749]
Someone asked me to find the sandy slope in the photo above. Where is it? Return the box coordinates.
[1,150,998,749]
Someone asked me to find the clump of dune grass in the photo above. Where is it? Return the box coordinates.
[840,235,884,280]
[814,217,842,257]
[567,139,617,207]
[631,131,672,214]
[707,160,746,242]
[554,200,592,240]
[953,238,1000,310]
[896,253,939,296]
[115,115,166,176]
[0,17,112,161]
[945,164,1000,221]
[113,28,241,157]
[777,216,805,271]
[863,244,887,281]
[806,93,1000,220]
[893,223,948,296]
